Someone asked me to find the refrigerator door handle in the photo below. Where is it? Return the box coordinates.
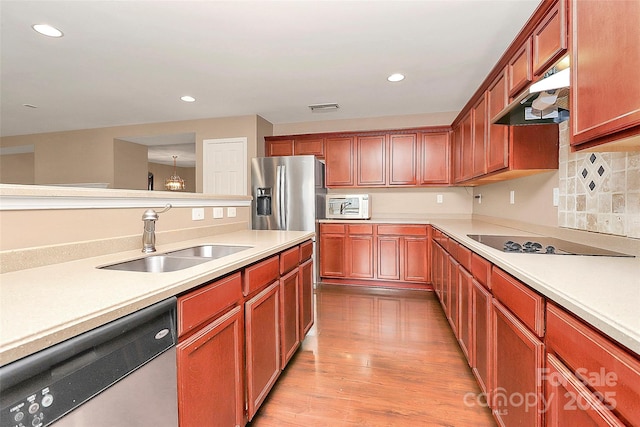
[279,165,286,228]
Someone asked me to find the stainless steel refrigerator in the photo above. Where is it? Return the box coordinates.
[251,155,326,280]
[251,155,326,232]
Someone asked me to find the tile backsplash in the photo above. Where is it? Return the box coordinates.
[558,121,640,238]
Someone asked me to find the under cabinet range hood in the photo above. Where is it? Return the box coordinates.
[493,67,570,126]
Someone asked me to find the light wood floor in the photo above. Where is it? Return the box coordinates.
[249,284,496,427]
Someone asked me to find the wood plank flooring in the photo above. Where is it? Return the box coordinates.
[249,284,495,427]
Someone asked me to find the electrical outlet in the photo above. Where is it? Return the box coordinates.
[475,194,482,204]
[510,190,515,204]
[553,187,560,207]
[213,207,224,219]
[436,194,443,204]
[191,208,205,221]
[227,207,237,217]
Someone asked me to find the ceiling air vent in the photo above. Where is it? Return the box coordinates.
[308,103,339,112]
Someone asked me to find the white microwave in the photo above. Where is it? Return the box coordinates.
[325,194,371,219]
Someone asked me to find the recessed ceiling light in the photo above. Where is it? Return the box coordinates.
[180,95,196,102]
[387,73,405,82]
[32,24,63,38]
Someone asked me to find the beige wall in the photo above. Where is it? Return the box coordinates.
[114,139,149,190]
[256,115,274,158]
[0,153,34,184]
[472,171,559,227]
[273,111,458,135]
[1,115,262,192]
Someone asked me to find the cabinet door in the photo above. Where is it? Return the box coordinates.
[294,138,324,157]
[266,139,294,157]
[319,232,346,278]
[486,69,509,173]
[388,133,418,186]
[492,299,544,427]
[508,37,533,97]
[299,258,314,338]
[458,266,473,364]
[402,236,428,282]
[280,268,300,369]
[472,278,492,398]
[357,135,386,186]
[377,236,400,281]
[325,137,355,186]
[452,124,464,183]
[446,256,460,335]
[532,0,567,75]
[460,112,474,182]
[177,305,244,427]
[348,234,375,279]
[545,354,625,427]
[245,281,281,421]
[570,0,640,147]
[419,132,450,185]
[472,94,487,178]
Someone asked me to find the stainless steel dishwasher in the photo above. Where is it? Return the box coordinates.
[0,297,178,427]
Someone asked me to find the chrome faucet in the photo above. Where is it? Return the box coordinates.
[141,204,172,253]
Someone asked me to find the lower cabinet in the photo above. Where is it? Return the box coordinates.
[245,281,281,421]
[280,267,300,369]
[457,265,473,363]
[319,222,429,286]
[177,305,244,427]
[299,258,314,337]
[492,299,545,426]
[471,277,492,398]
[446,255,460,336]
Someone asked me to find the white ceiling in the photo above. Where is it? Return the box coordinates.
[1,0,541,141]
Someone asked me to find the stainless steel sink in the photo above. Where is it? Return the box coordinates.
[99,255,210,273]
[98,245,253,272]
[165,244,252,259]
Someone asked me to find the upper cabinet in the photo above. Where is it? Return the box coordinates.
[507,37,533,97]
[569,0,640,150]
[325,137,356,187]
[532,0,567,76]
[357,135,387,187]
[486,69,509,173]
[419,132,450,185]
[388,133,419,186]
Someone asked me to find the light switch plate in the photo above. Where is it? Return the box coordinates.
[227,207,237,217]
[509,190,515,204]
[436,194,443,204]
[213,207,224,219]
[191,208,205,221]
[553,187,560,207]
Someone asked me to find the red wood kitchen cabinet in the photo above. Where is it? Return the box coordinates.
[299,257,314,338]
[460,112,474,182]
[491,267,545,427]
[545,303,640,426]
[266,139,294,157]
[472,94,487,178]
[471,277,492,399]
[532,0,567,76]
[486,68,509,174]
[357,135,387,187]
[569,0,640,150]
[507,37,533,97]
[347,224,375,279]
[294,137,324,157]
[377,225,429,284]
[279,267,300,369]
[446,254,460,336]
[388,133,419,186]
[319,223,347,278]
[457,265,473,363]
[419,131,450,185]
[325,137,355,187]
[245,281,281,422]
[176,273,244,427]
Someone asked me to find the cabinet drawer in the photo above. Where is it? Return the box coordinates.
[471,253,491,289]
[299,240,313,262]
[457,245,472,272]
[280,246,300,275]
[243,255,279,296]
[546,303,640,426]
[178,272,242,337]
[348,224,373,235]
[320,223,345,234]
[377,225,427,236]
[490,267,544,337]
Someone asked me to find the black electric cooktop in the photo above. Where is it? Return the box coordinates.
[467,234,634,257]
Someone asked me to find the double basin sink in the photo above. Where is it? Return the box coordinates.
[99,245,252,273]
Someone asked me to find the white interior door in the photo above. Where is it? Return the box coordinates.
[202,137,247,195]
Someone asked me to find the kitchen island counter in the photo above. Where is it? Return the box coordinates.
[0,229,313,366]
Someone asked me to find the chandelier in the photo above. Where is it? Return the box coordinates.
[165,155,185,191]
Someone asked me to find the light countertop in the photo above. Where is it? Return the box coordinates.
[0,229,313,366]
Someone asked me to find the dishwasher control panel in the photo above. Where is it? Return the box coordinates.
[3,387,55,427]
